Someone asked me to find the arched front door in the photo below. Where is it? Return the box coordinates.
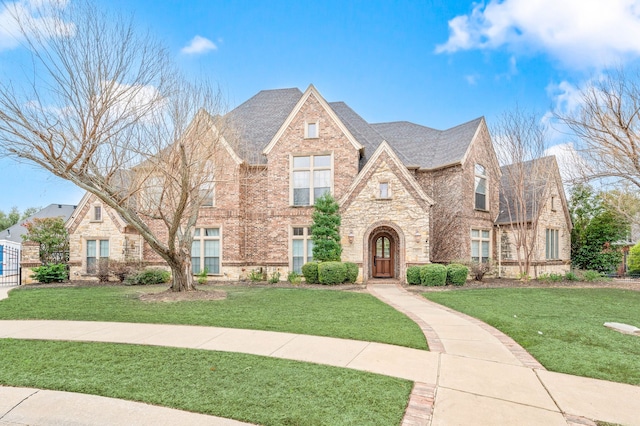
[372,234,394,278]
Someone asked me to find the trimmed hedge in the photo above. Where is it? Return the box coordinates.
[420,264,447,286]
[446,263,468,286]
[344,262,358,283]
[318,261,347,285]
[406,266,421,285]
[301,262,320,284]
[125,268,170,285]
[31,263,68,283]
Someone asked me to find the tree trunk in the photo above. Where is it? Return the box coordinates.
[168,256,196,292]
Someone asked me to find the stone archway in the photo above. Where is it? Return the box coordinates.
[363,222,405,283]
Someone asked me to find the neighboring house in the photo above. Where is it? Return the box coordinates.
[0,204,77,284]
[496,157,572,278]
[67,85,570,282]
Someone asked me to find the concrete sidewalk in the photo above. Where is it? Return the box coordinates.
[1,284,639,425]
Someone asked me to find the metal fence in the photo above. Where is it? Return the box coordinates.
[0,243,20,286]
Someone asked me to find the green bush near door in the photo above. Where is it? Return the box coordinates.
[446,263,468,286]
[420,264,447,286]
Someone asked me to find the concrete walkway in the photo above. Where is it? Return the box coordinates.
[1,284,639,425]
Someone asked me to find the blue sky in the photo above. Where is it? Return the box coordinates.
[2,0,640,212]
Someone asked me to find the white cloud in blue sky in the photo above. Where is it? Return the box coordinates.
[0,0,73,50]
[181,35,217,55]
[436,0,640,69]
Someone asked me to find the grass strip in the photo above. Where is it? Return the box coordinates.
[424,288,640,385]
[0,339,411,426]
[0,286,427,350]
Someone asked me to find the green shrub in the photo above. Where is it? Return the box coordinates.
[406,266,422,285]
[196,268,209,285]
[268,271,281,284]
[629,241,640,274]
[125,268,170,285]
[420,264,447,286]
[287,271,301,285]
[109,260,144,282]
[301,262,319,284]
[446,263,468,286]
[318,261,347,285]
[548,273,563,282]
[31,263,68,283]
[344,262,358,283]
[565,271,579,281]
[583,270,604,282]
[248,269,264,282]
[537,273,551,283]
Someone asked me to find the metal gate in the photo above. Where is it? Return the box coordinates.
[0,243,20,286]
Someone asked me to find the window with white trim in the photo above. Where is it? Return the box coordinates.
[92,205,102,222]
[379,182,390,199]
[192,228,220,274]
[292,154,331,206]
[292,227,314,274]
[546,229,559,260]
[87,239,109,274]
[305,122,318,138]
[475,164,487,210]
[471,229,490,263]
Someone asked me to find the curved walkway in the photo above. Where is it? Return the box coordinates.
[1,284,639,426]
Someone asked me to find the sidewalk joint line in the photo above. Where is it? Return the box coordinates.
[0,389,40,421]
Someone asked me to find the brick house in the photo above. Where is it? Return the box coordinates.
[66,85,570,282]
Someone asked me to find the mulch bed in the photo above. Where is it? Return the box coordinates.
[403,278,640,293]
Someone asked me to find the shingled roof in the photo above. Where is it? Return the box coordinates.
[496,156,558,225]
[221,87,483,170]
[1,204,77,244]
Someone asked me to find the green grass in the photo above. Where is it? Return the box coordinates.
[424,288,640,385]
[0,339,411,426]
[0,285,427,350]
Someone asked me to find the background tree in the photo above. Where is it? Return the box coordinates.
[560,67,640,225]
[0,206,40,231]
[310,193,342,262]
[0,1,225,291]
[569,184,629,273]
[22,217,69,264]
[493,107,552,278]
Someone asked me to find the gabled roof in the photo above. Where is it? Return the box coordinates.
[371,117,484,170]
[223,88,303,164]
[1,204,77,244]
[496,156,570,228]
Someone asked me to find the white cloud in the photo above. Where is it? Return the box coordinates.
[0,0,73,50]
[544,142,586,183]
[436,0,640,69]
[181,35,217,55]
[465,74,478,85]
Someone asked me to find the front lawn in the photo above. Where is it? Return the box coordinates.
[424,288,640,385]
[0,285,427,350]
[0,339,411,426]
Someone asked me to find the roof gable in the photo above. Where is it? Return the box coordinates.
[2,204,77,243]
[340,140,434,210]
[262,85,363,156]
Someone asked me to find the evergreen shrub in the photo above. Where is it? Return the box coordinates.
[446,263,468,286]
[420,264,447,286]
[301,262,319,284]
[344,262,358,283]
[318,261,347,285]
[406,266,421,285]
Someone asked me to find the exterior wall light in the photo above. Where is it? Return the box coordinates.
[348,230,355,244]
[415,230,421,243]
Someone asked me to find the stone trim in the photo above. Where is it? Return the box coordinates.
[401,382,436,426]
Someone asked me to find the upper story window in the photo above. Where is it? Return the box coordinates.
[379,182,390,199]
[292,154,331,206]
[305,121,319,139]
[474,164,487,210]
[92,205,102,222]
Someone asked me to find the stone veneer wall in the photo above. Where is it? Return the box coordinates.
[341,154,430,283]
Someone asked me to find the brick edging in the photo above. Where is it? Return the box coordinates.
[410,287,546,370]
[401,382,436,426]
[367,282,445,353]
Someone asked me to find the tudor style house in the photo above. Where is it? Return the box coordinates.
[65,85,571,282]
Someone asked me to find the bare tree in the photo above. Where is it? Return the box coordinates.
[493,108,552,278]
[0,1,226,291]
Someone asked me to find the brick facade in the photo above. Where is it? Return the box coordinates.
[66,85,571,283]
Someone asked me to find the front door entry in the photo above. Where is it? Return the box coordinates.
[372,235,393,278]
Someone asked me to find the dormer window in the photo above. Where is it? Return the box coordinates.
[474,164,487,210]
[305,121,319,139]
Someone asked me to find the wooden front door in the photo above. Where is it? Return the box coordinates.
[373,235,394,278]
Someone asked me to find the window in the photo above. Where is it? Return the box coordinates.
[475,164,487,210]
[551,196,556,212]
[200,160,215,207]
[86,239,109,273]
[546,229,559,260]
[379,182,390,199]
[292,227,314,274]
[144,176,163,210]
[93,205,102,221]
[500,231,512,260]
[471,229,490,263]
[305,122,318,138]
[192,228,220,274]
[292,154,331,206]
